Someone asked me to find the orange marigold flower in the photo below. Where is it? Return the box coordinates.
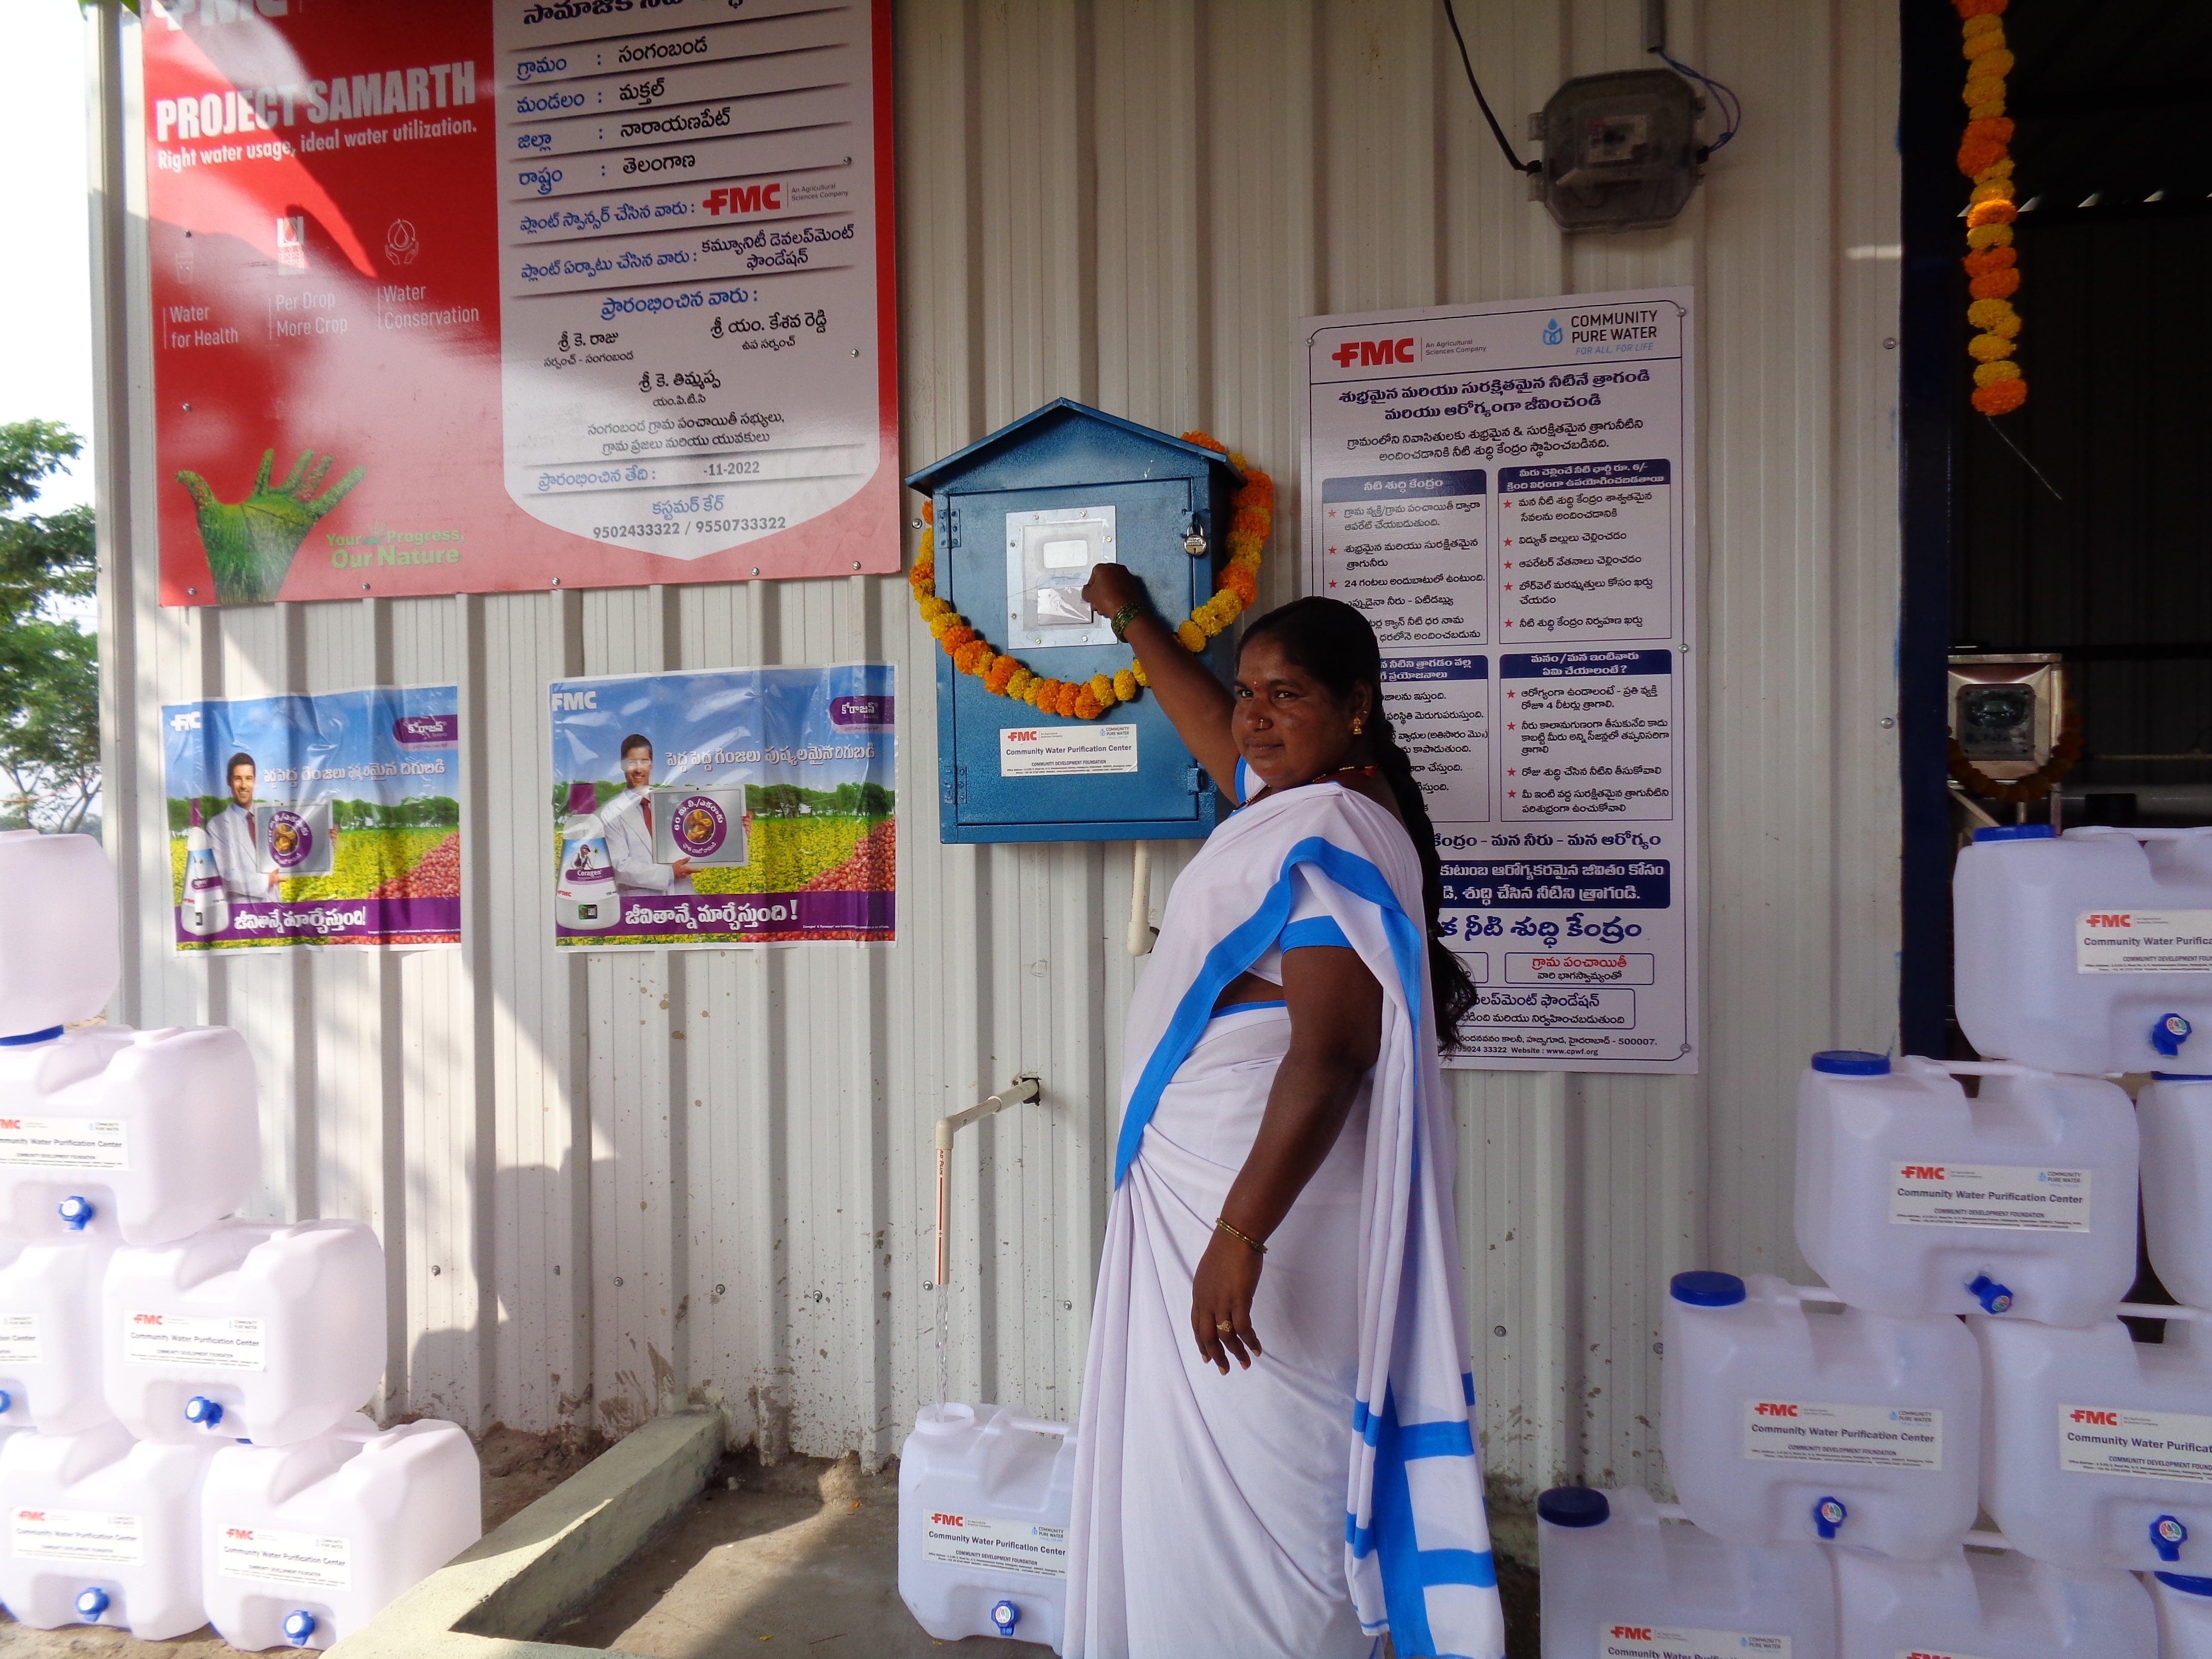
[1957,138,2007,177]
[1966,201,2017,230]
[955,642,992,676]
[986,657,1019,694]
[1972,377,2027,415]
[1964,116,2014,145]
[1238,474,1276,504]
[1113,668,1139,702]
[940,625,978,653]
[1953,0,2006,18]
[1057,683,1084,718]
[1179,430,1228,454]
[1224,565,1258,604]
[1963,246,2017,275]
[921,498,934,524]
[1231,507,1269,538]
[1072,690,1104,720]
[1034,677,1062,707]
[1969,269,2022,301]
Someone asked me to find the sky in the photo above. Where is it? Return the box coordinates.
[0,1,97,514]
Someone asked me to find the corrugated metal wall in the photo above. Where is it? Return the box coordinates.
[89,0,1905,1513]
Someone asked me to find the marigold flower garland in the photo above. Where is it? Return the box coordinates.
[908,432,1273,720]
[1956,0,2026,416]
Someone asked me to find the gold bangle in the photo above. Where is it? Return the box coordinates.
[1215,1216,1267,1255]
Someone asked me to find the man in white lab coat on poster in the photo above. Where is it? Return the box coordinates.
[603,733,696,897]
[207,750,282,901]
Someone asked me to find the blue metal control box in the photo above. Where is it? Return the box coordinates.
[905,401,1243,844]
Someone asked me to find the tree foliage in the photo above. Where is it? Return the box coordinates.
[0,421,100,834]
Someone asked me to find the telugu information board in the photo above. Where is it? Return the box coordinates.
[1301,290,1700,1073]
[141,0,897,607]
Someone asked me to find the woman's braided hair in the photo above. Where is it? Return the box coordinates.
[1237,596,1478,1049]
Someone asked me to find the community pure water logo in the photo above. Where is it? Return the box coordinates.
[1543,317,1565,346]
[268,809,314,870]
[671,794,729,859]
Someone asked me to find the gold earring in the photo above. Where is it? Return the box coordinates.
[1352,717,1365,735]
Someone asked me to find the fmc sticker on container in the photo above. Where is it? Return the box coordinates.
[2060,1403,2212,1483]
[1601,1622,1788,1658]
[1888,1162,2090,1232]
[0,1118,127,1170]
[999,724,1137,778]
[2076,909,2212,974]
[11,1507,143,1565]
[218,1524,352,1589]
[123,1311,267,1371]
[1742,1400,1943,1470]
[920,1511,1067,1579]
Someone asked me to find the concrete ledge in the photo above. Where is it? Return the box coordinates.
[329,1410,726,1659]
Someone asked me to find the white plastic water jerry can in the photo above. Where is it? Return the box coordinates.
[1534,1484,1837,1659]
[104,1219,386,1448]
[0,1419,215,1639]
[1833,1543,2154,1659]
[898,1402,1075,1649]
[1662,1271,1981,1558]
[201,1413,480,1651]
[1975,1311,2212,1573]
[0,832,258,1246]
[0,1234,118,1435]
[1795,1051,2138,1326]
[2151,1570,2212,1657]
[2138,1074,2212,1313]
[1954,823,2212,1075]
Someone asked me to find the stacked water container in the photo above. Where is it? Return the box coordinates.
[1536,822,2212,1657]
[0,831,479,1648]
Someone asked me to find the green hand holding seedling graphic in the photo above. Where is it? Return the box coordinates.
[177,448,365,605]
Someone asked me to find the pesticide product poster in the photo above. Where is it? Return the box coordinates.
[162,686,462,951]
[140,0,898,608]
[1301,288,1700,1073]
[548,664,893,947]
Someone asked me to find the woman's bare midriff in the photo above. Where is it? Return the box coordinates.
[1211,774,1405,1013]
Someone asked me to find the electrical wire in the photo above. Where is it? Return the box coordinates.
[1438,0,1541,177]
[1650,46,1743,154]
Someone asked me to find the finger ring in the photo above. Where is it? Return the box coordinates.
[1215,1320,1234,1334]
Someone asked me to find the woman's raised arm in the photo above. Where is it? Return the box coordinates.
[1080,562,1240,794]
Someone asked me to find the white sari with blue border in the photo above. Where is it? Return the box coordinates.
[1066,771,1506,1659]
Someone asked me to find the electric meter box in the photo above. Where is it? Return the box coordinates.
[905,401,1243,844]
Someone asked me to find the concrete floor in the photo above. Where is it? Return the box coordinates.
[0,1437,1541,1656]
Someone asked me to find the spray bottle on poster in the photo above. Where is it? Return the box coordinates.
[180,800,227,937]
[555,782,619,932]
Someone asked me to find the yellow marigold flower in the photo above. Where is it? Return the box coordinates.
[927,613,958,638]
[1972,48,2015,76]
[1227,452,1247,471]
[918,596,953,620]
[1969,179,2014,205]
[1971,158,2014,186]
[1966,95,2006,121]
[1968,331,2015,362]
[1966,223,2014,251]
[1088,673,1115,705]
[1113,668,1138,702]
[1973,359,2022,386]
[1961,12,2003,38]
[1176,620,1207,652]
[1966,298,2021,335]
[1131,659,1149,688]
[1228,532,1263,559]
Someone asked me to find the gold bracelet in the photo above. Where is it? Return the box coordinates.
[1215,1216,1267,1255]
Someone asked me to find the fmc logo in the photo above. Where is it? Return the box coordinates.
[931,1513,965,1527]
[1330,337,1415,368]
[704,183,781,216]
[1609,1629,1652,1642]
[226,1528,255,1540]
[551,690,598,712]
[170,710,203,732]
[2071,1409,2120,1425]
[1005,730,1039,743]
[1901,1165,1947,1180]
[2086,913,2133,927]
[133,1314,164,1326]
[1753,1402,1799,1417]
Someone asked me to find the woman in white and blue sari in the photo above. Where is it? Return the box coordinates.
[1064,578,1507,1659]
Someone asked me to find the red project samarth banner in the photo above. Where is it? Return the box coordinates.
[142,0,899,606]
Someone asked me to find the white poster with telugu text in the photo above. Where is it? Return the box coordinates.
[1300,289,1700,1073]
